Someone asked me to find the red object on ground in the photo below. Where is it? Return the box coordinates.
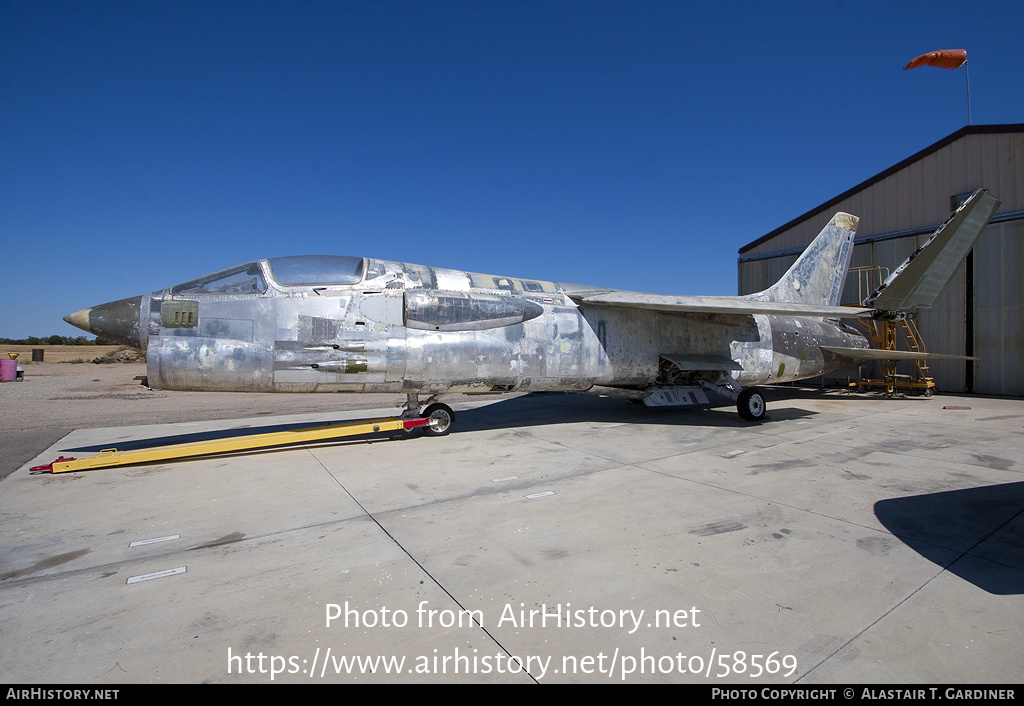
[29,456,77,473]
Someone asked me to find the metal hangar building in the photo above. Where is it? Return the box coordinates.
[738,123,1024,396]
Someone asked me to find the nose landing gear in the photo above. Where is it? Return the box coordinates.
[403,394,455,436]
[421,403,455,436]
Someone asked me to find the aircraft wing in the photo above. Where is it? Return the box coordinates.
[569,291,874,318]
[821,346,978,361]
[864,189,1000,312]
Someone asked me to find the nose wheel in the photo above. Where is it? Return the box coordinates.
[421,403,455,436]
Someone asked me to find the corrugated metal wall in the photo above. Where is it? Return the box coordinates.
[738,126,1024,396]
[974,219,1024,395]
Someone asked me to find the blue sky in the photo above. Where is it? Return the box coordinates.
[2,0,1022,339]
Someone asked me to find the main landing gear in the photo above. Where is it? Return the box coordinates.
[736,388,766,422]
[693,373,767,422]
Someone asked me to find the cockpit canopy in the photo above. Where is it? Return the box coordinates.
[170,256,366,295]
[171,262,268,295]
[265,255,365,286]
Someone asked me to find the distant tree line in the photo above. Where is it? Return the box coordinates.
[0,335,116,346]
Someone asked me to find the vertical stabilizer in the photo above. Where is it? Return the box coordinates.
[748,212,859,306]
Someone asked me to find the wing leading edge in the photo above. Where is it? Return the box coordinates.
[568,292,873,318]
[569,211,868,318]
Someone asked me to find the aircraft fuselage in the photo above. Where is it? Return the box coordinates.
[63,194,1000,424]
[116,255,867,395]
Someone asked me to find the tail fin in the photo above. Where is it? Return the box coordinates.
[750,212,858,306]
[864,189,1000,313]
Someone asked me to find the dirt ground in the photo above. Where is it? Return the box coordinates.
[2,344,127,363]
[1,361,493,479]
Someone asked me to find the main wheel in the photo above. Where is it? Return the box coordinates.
[737,388,766,421]
[421,403,455,436]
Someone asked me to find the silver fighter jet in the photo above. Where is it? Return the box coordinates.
[64,190,999,433]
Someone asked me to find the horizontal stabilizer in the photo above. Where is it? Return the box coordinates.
[865,189,1000,312]
[572,291,873,318]
[822,346,977,361]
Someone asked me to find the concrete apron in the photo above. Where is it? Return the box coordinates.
[1,391,1022,683]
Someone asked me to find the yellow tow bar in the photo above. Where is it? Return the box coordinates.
[35,416,430,474]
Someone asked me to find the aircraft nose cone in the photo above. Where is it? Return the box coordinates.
[64,295,145,349]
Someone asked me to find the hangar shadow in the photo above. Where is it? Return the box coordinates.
[875,482,1024,595]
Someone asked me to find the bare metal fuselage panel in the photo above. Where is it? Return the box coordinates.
[140,255,867,395]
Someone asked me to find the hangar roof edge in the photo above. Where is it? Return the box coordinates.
[739,123,1024,255]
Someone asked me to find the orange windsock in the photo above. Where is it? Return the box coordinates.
[903,49,967,70]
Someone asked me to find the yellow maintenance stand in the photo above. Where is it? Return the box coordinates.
[851,317,936,397]
[847,266,936,397]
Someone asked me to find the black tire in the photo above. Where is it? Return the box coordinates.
[422,403,455,436]
[737,388,766,421]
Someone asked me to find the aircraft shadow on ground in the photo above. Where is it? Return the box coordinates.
[59,392,818,455]
[874,482,1024,595]
[451,392,816,433]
